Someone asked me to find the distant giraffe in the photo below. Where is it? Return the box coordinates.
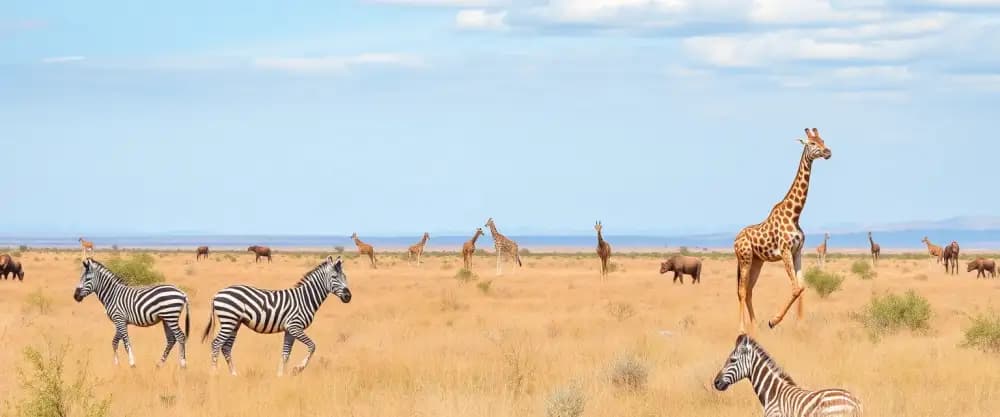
[351,233,377,269]
[942,241,960,275]
[922,237,943,264]
[733,128,832,335]
[407,232,430,266]
[79,237,95,258]
[814,233,829,269]
[868,231,881,267]
[484,218,522,275]
[595,221,612,280]
[462,228,484,270]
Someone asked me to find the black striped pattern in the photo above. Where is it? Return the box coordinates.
[73,258,191,368]
[714,335,862,417]
[201,255,351,376]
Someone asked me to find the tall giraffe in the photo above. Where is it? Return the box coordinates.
[484,218,522,275]
[351,233,377,269]
[462,228,484,270]
[595,221,612,280]
[814,233,829,269]
[733,128,832,335]
[407,232,430,266]
[922,237,943,264]
[868,231,881,267]
[79,237,95,258]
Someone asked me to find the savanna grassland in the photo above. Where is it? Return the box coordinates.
[2,249,999,417]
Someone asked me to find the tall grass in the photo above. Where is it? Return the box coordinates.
[851,260,876,280]
[12,340,111,417]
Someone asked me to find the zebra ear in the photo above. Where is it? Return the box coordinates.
[326,255,335,263]
[333,256,343,272]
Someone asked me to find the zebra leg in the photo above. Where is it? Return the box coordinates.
[121,329,136,368]
[111,331,122,366]
[277,332,295,376]
[288,328,316,376]
[221,325,240,376]
[157,321,177,368]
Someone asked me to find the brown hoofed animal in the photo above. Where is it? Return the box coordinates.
[815,233,829,269]
[0,254,24,281]
[942,241,960,275]
[733,128,831,335]
[967,258,997,279]
[79,237,95,258]
[462,228,484,270]
[660,255,702,284]
[196,246,210,260]
[247,245,272,263]
[484,218,522,275]
[408,232,430,266]
[352,233,377,269]
[922,236,943,264]
[595,221,612,280]
[868,231,881,267]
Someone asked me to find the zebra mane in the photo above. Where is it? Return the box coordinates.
[744,336,797,386]
[86,259,126,285]
[294,258,335,288]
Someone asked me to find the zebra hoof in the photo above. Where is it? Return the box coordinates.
[291,366,305,376]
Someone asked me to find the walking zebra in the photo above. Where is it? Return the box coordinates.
[713,334,862,417]
[201,255,351,376]
[72,258,191,368]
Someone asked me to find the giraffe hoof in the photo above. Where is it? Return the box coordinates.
[767,320,777,329]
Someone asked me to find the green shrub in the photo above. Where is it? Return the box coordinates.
[803,267,844,298]
[477,280,493,295]
[454,268,477,282]
[962,312,1000,353]
[333,246,345,254]
[679,246,690,255]
[853,290,932,339]
[105,253,165,285]
[18,244,28,252]
[545,382,585,417]
[14,341,111,417]
[851,260,876,280]
[608,353,648,392]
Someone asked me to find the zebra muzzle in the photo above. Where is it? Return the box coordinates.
[339,289,352,303]
[73,289,84,302]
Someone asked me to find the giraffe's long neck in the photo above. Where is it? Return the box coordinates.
[354,237,364,246]
[470,232,482,245]
[420,235,428,246]
[779,149,815,224]
[487,223,502,240]
[869,236,875,247]
[746,349,798,410]
[597,229,605,245]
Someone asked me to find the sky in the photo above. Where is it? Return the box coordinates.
[2,1,1000,236]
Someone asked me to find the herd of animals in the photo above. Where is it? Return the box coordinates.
[5,128,1000,416]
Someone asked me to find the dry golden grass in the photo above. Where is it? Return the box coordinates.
[2,250,1000,416]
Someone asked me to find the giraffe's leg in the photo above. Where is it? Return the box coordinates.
[737,255,753,335]
[289,328,316,376]
[793,249,805,320]
[768,250,805,329]
[278,331,294,377]
[746,258,763,329]
[496,251,501,276]
[157,321,177,368]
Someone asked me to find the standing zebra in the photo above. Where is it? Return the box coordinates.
[202,255,352,376]
[72,258,191,368]
[714,334,862,417]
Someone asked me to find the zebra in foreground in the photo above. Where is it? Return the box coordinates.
[714,334,862,417]
[202,255,351,376]
[73,258,191,368]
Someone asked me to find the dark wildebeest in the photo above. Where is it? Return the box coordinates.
[196,246,210,261]
[967,258,996,279]
[659,255,702,284]
[0,254,24,281]
[942,241,960,275]
[248,245,272,263]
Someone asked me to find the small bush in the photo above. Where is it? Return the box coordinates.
[851,260,876,280]
[18,244,28,252]
[803,267,844,299]
[454,268,477,282]
[184,266,195,276]
[679,246,690,255]
[545,382,585,417]
[105,253,165,285]
[608,353,648,392]
[962,312,1000,353]
[477,280,493,295]
[224,254,237,263]
[111,244,119,252]
[24,289,53,314]
[606,302,635,322]
[853,290,932,339]
[606,262,622,273]
[14,341,111,417]
[333,246,345,254]
[519,248,531,256]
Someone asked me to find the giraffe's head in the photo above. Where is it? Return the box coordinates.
[475,227,483,237]
[922,236,929,244]
[351,232,358,239]
[485,218,495,228]
[594,221,603,233]
[825,233,830,239]
[74,258,99,302]
[423,232,430,240]
[798,128,832,161]
[78,237,84,242]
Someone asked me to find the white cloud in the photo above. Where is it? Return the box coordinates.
[253,53,424,74]
[749,0,882,24]
[919,0,1000,6]
[683,33,924,67]
[456,9,508,30]
[42,56,85,63]
[370,0,506,6]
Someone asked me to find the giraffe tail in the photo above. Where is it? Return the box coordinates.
[516,251,523,267]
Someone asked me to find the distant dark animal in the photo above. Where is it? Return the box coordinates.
[659,255,702,284]
[868,231,881,267]
[967,258,996,279]
[248,245,272,263]
[196,246,210,260]
[0,254,24,281]
[595,221,612,280]
[942,241,960,275]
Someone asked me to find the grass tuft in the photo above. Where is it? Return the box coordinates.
[608,353,648,392]
[13,340,111,417]
[851,260,876,280]
[545,382,585,417]
[962,312,1000,353]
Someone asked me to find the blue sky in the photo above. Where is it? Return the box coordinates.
[3,0,1000,236]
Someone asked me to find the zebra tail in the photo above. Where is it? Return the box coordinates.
[184,299,191,339]
[201,307,215,343]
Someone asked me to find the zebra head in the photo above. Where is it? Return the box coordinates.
[713,334,756,391]
[73,258,98,302]
[322,255,351,303]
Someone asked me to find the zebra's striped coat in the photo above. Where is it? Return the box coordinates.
[202,255,351,376]
[714,335,862,417]
[73,258,191,368]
